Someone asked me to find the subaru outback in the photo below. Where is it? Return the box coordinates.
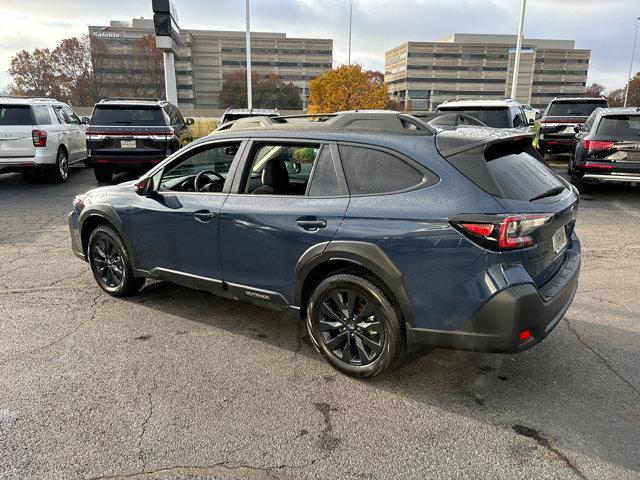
[69,111,581,378]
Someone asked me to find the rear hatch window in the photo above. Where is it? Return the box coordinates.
[437,107,510,128]
[440,136,566,201]
[596,115,640,140]
[90,106,166,126]
[0,105,32,125]
[547,100,607,117]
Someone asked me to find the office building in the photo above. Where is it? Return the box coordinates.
[89,18,333,108]
[385,33,590,110]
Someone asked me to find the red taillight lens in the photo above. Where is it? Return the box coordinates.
[583,163,614,170]
[497,214,551,250]
[583,139,614,151]
[32,129,47,147]
[458,223,494,237]
[519,329,532,341]
[453,214,553,251]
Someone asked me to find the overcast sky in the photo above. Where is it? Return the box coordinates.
[1,0,638,92]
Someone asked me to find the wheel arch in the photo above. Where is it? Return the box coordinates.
[79,205,125,258]
[295,241,415,329]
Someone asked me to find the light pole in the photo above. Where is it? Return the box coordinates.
[348,0,353,65]
[510,0,527,101]
[624,17,640,108]
[245,0,252,110]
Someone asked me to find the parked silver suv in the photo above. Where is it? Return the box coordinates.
[0,97,87,183]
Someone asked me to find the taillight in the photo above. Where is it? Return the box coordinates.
[151,127,174,141]
[583,139,614,152]
[86,133,105,141]
[32,129,47,147]
[453,214,553,251]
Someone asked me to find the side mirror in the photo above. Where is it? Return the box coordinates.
[135,177,154,196]
[288,162,301,174]
[81,116,91,124]
[573,125,582,133]
[528,118,535,126]
[185,117,195,126]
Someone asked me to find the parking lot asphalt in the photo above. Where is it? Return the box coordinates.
[0,162,639,480]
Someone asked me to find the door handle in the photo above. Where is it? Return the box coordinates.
[194,210,215,223]
[296,217,327,231]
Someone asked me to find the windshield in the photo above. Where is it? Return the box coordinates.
[0,105,32,126]
[596,115,640,140]
[437,107,510,128]
[90,106,166,126]
[547,101,607,117]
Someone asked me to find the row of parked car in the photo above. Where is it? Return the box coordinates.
[0,97,194,183]
[1,96,639,192]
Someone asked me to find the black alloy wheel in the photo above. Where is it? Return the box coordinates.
[88,225,145,296]
[307,273,405,378]
[318,289,385,366]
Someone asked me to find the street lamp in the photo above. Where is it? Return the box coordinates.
[348,0,353,65]
[245,0,252,109]
[624,17,640,108]
[510,0,527,101]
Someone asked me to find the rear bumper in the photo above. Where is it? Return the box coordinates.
[408,236,581,353]
[582,173,640,184]
[0,153,57,173]
[87,156,166,170]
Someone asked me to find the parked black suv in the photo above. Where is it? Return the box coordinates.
[86,99,194,183]
[538,97,609,154]
[569,107,640,192]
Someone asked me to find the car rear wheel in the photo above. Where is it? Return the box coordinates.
[48,149,69,183]
[94,167,113,183]
[570,171,591,194]
[88,225,145,296]
[306,273,405,378]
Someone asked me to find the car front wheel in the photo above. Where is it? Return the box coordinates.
[88,225,145,296]
[306,273,405,378]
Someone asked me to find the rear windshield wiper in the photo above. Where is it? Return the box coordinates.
[529,186,566,201]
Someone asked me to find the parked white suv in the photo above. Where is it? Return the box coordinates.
[0,97,87,183]
[434,98,533,129]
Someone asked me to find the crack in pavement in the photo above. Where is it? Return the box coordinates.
[513,424,587,480]
[137,379,158,473]
[564,317,639,396]
[86,460,288,480]
[0,292,107,368]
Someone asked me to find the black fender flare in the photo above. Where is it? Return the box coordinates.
[78,204,139,269]
[294,241,415,327]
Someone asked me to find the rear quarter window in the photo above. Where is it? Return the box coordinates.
[32,105,52,125]
[0,105,32,125]
[338,145,428,195]
[90,106,166,126]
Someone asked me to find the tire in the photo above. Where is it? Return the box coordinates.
[570,171,590,194]
[88,225,145,297]
[94,167,113,183]
[306,273,405,378]
[48,149,69,183]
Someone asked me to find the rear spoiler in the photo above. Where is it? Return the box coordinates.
[435,127,534,158]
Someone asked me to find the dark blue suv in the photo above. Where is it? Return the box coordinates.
[69,112,581,377]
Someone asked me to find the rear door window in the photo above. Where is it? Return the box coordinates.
[90,106,166,126]
[547,101,607,116]
[0,105,32,125]
[338,145,426,195]
[437,107,511,128]
[596,115,640,140]
[308,146,341,197]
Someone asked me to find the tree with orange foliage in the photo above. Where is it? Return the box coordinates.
[307,64,388,114]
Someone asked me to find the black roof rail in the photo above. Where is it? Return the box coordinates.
[217,110,437,134]
[98,97,167,103]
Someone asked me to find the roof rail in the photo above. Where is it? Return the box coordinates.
[217,110,437,134]
[0,95,59,102]
[98,97,165,103]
